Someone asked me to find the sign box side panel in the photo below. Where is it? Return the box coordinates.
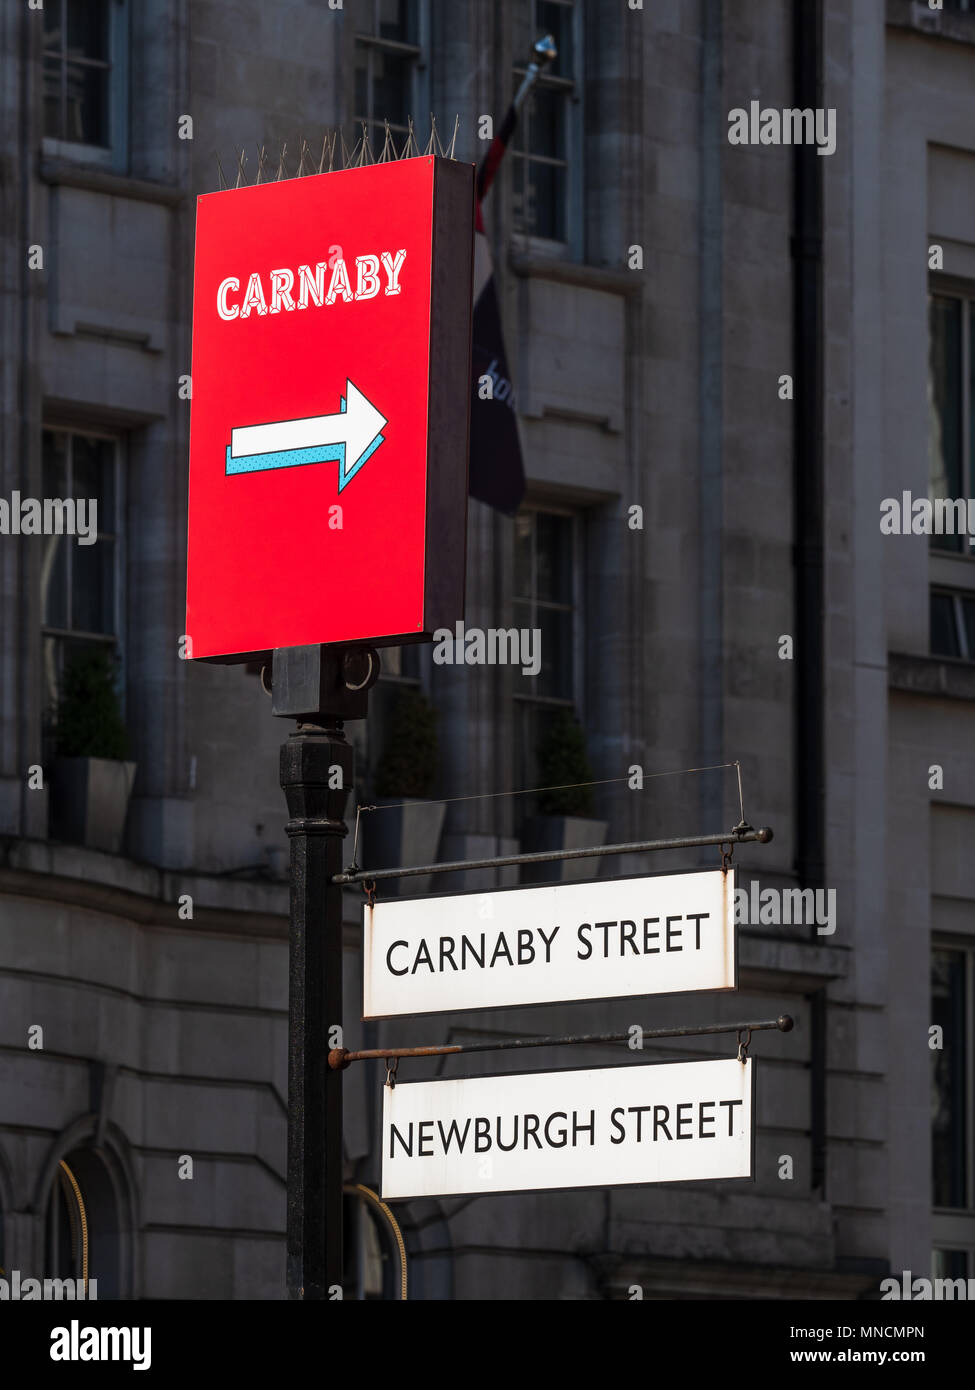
[423,158,474,634]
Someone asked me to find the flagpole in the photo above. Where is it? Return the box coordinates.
[476,33,557,202]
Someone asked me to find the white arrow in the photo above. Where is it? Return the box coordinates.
[226,379,387,491]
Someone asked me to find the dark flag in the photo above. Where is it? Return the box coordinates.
[469,36,556,516]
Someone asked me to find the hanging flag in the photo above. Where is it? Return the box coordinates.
[469,36,556,516]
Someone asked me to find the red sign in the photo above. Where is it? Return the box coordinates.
[185,157,474,661]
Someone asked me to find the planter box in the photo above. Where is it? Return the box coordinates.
[520,815,608,885]
[362,798,447,897]
[50,757,138,855]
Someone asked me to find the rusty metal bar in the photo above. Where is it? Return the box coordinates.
[328,1014,794,1070]
[333,822,773,887]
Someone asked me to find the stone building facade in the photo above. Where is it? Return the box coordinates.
[1,0,974,1300]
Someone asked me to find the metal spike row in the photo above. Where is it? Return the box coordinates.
[214,117,460,191]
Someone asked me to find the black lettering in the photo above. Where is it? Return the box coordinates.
[610,1107,626,1144]
[572,1110,596,1146]
[643,917,660,953]
[413,938,434,973]
[496,1115,519,1152]
[523,1114,542,1149]
[418,1120,434,1156]
[490,934,513,967]
[386,941,409,977]
[698,1101,716,1138]
[461,934,485,969]
[577,924,593,960]
[439,936,457,971]
[665,915,682,951]
[676,1102,693,1139]
[438,1117,471,1152]
[627,1104,653,1142]
[595,921,615,958]
[389,1122,413,1157]
[653,1105,673,1141]
[474,1116,492,1151]
[720,1098,743,1136]
[686,912,708,949]
[538,925,560,961]
[620,919,638,955]
[545,1112,569,1147]
[517,929,535,966]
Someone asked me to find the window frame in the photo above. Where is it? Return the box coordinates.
[41,0,130,173]
[932,939,975,1258]
[351,0,430,153]
[40,426,126,735]
[509,0,585,259]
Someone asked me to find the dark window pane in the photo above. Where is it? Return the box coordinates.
[536,606,572,699]
[72,435,115,530]
[71,539,115,635]
[43,56,63,138]
[527,158,562,241]
[44,0,63,43]
[538,0,574,79]
[963,598,975,660]
[41,535,69,631]
[378,0,418,44]
[43,429,68,498]
[354,48,369,124]
[372,49,412,131]
[65,61,109,146]
[931,593,960,658]
[932,949,967,1208]
[933,1248,969,1281]
[929,296,963,553]
[67,0,109,62]
[525,86,566,161]
[535,513,572,602]
[514,514,533,598]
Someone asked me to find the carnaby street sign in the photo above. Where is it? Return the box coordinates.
[381,1056,754,1199]
[362,867,736,1018]
[185,156,474,661]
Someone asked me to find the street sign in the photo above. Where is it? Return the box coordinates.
[185,156,474,662]
[382,1056,754,1199]
[363,867,736,1018]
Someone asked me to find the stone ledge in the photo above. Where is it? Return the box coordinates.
[38,156,185,207]
[508,252,644,297]
[887,0,975,47]
[889,651,975,701]
[0,837,288,937]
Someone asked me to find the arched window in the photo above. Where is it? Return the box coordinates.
[44,1148,121,1298]
[342,1184,407,1300]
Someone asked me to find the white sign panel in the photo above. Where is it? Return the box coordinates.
[363,868,735,1018]
[382,1056,753,1199]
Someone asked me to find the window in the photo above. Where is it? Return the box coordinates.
[45,1150,121,1298]
[342,1186,406,1299]
[513,509,583,812]
[41,429,122,745]
[931,589,975,659]
[928,294,975,556]
[932,947,969,1210]
[42,0,129,168]
[510,0,581,247]
[352,0,427,153]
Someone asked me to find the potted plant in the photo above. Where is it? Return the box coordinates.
[49,648,137,855]
[521,708,607,883]
[363,688,445,896]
